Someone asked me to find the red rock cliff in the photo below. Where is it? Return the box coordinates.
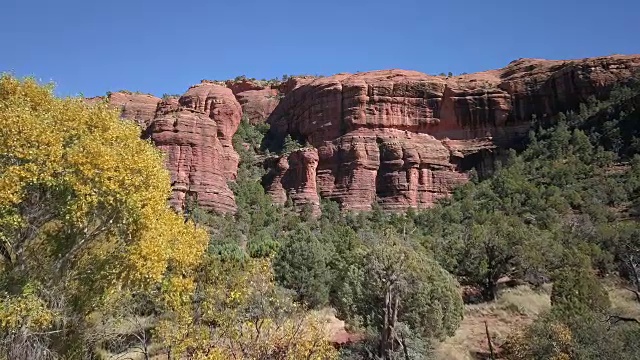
[265,55,640,211]
[263,148,321,215]
[103,85,241,213]
[108,92,161,129]
[224,80,281,124]
[147,103,237,213]
[98,55,640,213]
[178,83,242,181]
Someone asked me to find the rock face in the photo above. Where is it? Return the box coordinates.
[178,83,242,181]
[146,104,237,213]
[108,92,161,129]
[225,78,319,124]
[225,80,284,124]
[96,55,640,213]
[104,86,242,213]
[264,148,321,214]
[265,55,640,211]
[235,88,281,124]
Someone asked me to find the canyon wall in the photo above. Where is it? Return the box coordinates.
[225,79,283,124]
[265,55,640,211]
[93,55,640,213]
[263,148,321,215]
[90,85,241,213]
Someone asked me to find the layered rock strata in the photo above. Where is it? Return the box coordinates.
[99,85,242,213]
[263,148,321,214]
[92,55,640,213]
[265,55,640,210]
[146,104,237,213]
[107,92,161,129]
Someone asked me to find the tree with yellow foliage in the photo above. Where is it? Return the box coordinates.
[154,256,338,360]
[0,75,208,359]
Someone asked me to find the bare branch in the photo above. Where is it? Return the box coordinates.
[606,315,640,330]
[625,287,640,304]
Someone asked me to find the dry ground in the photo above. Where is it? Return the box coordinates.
[323,282,640,360]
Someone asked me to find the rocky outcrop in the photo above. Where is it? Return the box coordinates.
[265,55,640,211]
[264,156,289,206]
[264,148,321,214]
[101,85,242,213]
[225,78,318,124]
[107,92,161,129]
[178,83,242,181]
[235,88,281,124]
[222,80,282,124]
[94,55,640,213]
[146,105,237,213]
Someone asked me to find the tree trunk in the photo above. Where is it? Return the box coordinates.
[483,277,497,301]
[485,321,495,360]
[380,286,391,359]
[626,255,640,292]
[400,333,410,360]
[380,284,399,360]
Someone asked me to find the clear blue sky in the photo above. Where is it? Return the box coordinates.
[2,0,638,97]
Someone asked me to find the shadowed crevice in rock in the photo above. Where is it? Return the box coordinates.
[263,149,321,215]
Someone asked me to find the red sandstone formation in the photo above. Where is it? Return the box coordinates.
[264,148,321,215]
[264,156,289,206]
[178,83,242,181]
[96,55,640,213]
[107,92,161,129]
[147,106,237,213]
[102,85,242,213]
[235,88,281,124]
[225,79,270,94]
[229,81,281,124]
[222,80,282,124]
[265,55,640,211]
[224,78,318,124]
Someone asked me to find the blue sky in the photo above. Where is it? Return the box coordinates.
[2,0,638,97]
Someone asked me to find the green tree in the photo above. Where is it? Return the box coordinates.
[454,213,552,300]
[336,230,463,359]
[273,226,335,308]
[599,222,640,296]
[551,249,611,317]
[282,134,303,154]
[506,297,640,360]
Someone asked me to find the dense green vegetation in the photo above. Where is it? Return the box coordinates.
[208,77,640,359]
[3,72,640,359]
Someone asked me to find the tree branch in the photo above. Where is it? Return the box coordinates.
[625,287,640,304]
[606,315,640,329]
[54,210,117,275]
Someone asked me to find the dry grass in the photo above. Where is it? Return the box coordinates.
[608,285,640,320]
[435,282,640,360]
[316,308,348,336]
[494,285,552,317]
[435,285,551,360]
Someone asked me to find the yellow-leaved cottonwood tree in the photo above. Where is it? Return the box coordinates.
[0,75,208,359]
[0,75,337,360]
